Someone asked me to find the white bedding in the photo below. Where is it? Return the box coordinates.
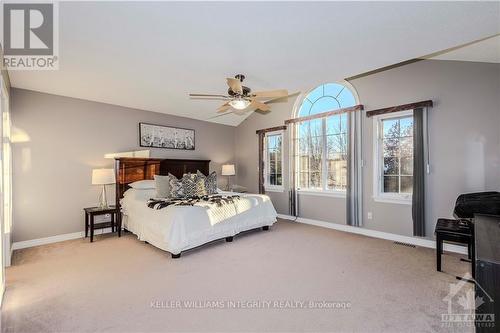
[120,189,277,255]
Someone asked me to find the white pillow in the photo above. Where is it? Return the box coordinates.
[129,180,155,190]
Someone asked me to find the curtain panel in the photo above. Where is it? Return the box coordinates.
[412,107,425,236]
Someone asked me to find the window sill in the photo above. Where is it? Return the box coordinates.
[373,196,412,205]
[265,186,285,193]
[297,189,346,198]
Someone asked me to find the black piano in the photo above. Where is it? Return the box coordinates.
[448,192,500,332]
[435,191,500,278]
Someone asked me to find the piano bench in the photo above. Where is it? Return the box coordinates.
[435,218,475,279]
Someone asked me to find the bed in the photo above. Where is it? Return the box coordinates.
[115,158,277,258]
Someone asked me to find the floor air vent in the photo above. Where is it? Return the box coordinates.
[394,241,416,248]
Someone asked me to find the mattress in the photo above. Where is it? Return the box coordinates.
[120,189,277,255]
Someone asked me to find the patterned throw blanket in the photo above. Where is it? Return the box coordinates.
[147,195,240,210]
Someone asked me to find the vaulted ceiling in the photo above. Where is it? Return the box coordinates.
[8,1,500,126]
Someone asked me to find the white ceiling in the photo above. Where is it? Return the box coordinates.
[8,1,500,126]
[427,35,500,63]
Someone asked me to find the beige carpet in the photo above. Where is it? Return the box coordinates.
[1,219,473,333]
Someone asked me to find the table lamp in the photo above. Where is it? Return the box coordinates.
[92,168,116,209]
[221,164,235,191]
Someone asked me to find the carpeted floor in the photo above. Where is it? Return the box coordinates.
[1,219,473,333]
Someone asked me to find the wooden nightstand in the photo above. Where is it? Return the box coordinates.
[83,206,119,242]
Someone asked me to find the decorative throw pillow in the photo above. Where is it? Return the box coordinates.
[182,173,207,197]
[168,173,184,198]
[154,175,170,198]
[197,170,217,194]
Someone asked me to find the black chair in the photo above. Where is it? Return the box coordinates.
[435,218,474,279]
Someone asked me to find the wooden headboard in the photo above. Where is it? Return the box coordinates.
[114,157,210,206]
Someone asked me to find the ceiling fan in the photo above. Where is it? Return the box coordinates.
[189,74,289,114]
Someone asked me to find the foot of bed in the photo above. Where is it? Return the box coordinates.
[262,226,270,231]
[225,236,234,242]
[171,253,181,259]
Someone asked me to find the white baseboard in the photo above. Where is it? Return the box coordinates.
[12,227,114,251]
[277,214,467,255]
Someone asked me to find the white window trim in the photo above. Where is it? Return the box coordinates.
[264,130,285,192]
[372,110,413,205]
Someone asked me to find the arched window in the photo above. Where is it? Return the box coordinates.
[295,82,357,192]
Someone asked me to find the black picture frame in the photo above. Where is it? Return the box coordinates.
[139,122,195,150]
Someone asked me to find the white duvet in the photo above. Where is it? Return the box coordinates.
[120,189,277,255]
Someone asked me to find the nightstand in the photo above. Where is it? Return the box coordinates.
[83,206,119,242]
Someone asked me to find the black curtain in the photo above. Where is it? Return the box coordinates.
[412,108,425,236]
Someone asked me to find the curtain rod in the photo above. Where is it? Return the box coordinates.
[256,125,287,135]
[366,100,433,118]
[284,105,364,125]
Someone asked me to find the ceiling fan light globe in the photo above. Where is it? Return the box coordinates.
[229,99,250,110]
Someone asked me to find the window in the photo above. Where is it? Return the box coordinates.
[295,83,356,194]
[264,131,283,192]
[374,111,414,203]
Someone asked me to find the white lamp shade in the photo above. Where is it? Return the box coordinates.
[221,164,235,176]
[92,168,116,185]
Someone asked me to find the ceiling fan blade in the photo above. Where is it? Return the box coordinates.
[249,99,270,112]
[226,78,243,95]
[217,102,231,113]
[252,89,288,99]
[189,93,230,99]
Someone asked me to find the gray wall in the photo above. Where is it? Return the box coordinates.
[11,88,236,242]
[235,60,500,238]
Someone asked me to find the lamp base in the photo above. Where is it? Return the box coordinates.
[98,185,108,209]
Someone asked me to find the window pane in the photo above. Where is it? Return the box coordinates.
[383,176,399,193]
[401,176,413,193]
[267,135,276,149]
[383,119,399,138]
[400,137,413,156]
[383,136,400,157]
[269,174,276,185]
[400,117,413,137]
[298,122,310,138]
[275,135,282,148]
[309,172,321,188]
[327,115,341,135]
[276,174,282,186]
[298,154,308,171]
[298,138,308,156]
[383,157,399,175]
[298,99,313,117]
[324,83,344,98]
[400,156,413,175]
[299,172,308,188]
[310,97,339,115]
[269,159,276,175]
[327,134,347,156]
[309,119,323,137]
